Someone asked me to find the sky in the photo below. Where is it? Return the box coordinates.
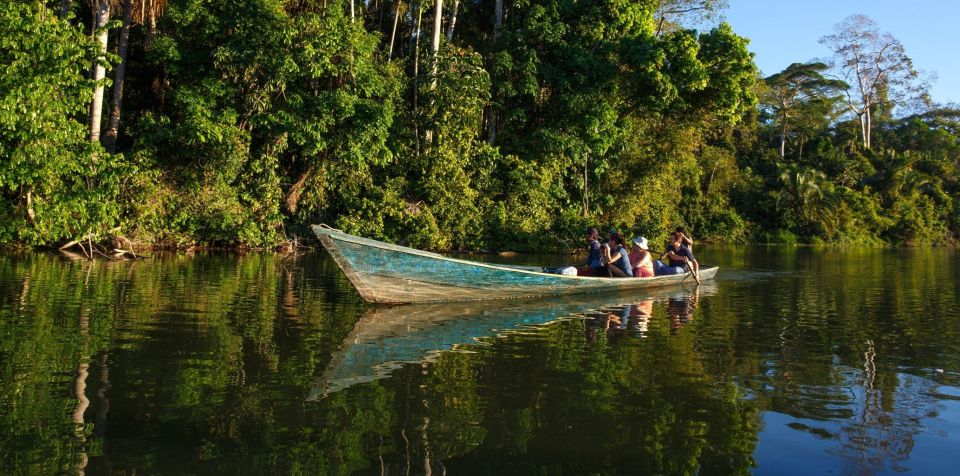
[723,0,959,104]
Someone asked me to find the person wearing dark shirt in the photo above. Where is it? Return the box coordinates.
[658,232,694,275]
[675,226,698,273]
[579,227,604,276]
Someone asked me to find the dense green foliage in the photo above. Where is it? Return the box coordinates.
[1,1,957,249]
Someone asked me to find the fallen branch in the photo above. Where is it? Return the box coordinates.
[59,227,143,260]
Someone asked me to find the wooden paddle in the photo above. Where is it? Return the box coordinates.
[685,260,701,285]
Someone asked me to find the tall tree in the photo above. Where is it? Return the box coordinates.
[431,0,442,88]
[820,14,929,150]
[88,0,111,143]
[488,0,503,145]
[388,0,402,60]
[760,62,845,160]
[103,0,133,153]
[445,0,458,41]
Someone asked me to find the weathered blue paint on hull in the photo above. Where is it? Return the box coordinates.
[312,225,717,303]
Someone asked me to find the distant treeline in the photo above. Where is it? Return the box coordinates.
[2,1,957,251]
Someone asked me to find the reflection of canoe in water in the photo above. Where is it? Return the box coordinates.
[312,226,718,304]
[308,285,717,399]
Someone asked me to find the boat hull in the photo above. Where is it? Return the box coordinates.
[313,226,718,304]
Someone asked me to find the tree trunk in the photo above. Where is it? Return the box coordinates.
[423,0,442,145]
[378,0,385,30]
[25,189,36,223]
[147,2,157,48]
[864,108,872,149]
[446,0,459,41]
[407,1,416,55]
[859,112,869,150]
[494,0,503,39]
[285,166,314,214]
[430,0,442,88]
[654,0,666,36]
[413,6,423,111]
[779,123,787,160]
[413,6,423,157]
[89,0,110,144]
[388,0,401,61]
[103,0,133,153]
[583,157,589,217]
[488,0,503,144]
[350,0,355,22]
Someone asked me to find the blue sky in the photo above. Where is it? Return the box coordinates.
[723,0,958,104]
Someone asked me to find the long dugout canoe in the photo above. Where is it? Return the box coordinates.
[312,225,717,304]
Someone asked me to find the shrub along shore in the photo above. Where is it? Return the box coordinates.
[2,2,957,254]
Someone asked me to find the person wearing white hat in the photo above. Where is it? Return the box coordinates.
[629,236,655,278]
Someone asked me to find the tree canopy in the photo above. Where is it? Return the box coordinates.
[0,3,957,248]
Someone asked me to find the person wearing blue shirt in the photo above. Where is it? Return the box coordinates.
[602,233,633,277]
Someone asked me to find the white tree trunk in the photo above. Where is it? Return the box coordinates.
[388,0,401,61]
[864,108,872,149]
[859,112,869,150]
[446,0,459,41]
[431,0,442,88]
[89,0,111,144]
[780,123,787,159]
[413,6,423,156]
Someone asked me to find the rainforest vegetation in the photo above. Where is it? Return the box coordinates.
[2,0,958,251]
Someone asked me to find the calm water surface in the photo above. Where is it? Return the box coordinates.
[1,247,958,475]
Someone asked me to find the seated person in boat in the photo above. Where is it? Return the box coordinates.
[657,231,695,275]
[629,236,655,278]
[602,232,633,277]
[675,226,699,273]
[578,227,604,276]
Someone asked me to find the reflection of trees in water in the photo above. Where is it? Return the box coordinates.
[5,246,956,474]
[729,247,960,473]
[828,339,934,474]
[373,287,756,475]
[0,253,368,474]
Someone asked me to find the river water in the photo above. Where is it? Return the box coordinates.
[1,246,958,475]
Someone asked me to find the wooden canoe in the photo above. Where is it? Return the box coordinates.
[307,285,716,398]
[312,225,718,304]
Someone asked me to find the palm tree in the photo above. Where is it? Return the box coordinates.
[776,162,829,234]
[862,149,920,207]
